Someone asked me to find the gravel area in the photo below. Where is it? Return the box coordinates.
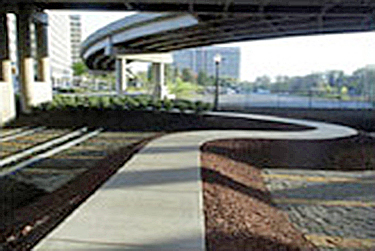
[201,134,375,250]
[0,132,161,250]
[0,129,71,159]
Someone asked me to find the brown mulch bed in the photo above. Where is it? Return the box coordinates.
[201,133,374,250]
[0,133,162,251]
[201,132,375,171]
[201,151,316,251]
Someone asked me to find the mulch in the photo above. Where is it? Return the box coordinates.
[200,133,374,250]
[201,151,316,251]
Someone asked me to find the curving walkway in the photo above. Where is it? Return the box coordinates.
[34,112,357,250]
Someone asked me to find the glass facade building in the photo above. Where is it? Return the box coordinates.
[172,46,240,79]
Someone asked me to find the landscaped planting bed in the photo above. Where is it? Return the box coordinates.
[0,129,71,159]
[200,133,374,250]
[0,131,161,250]
[3,106,372,250]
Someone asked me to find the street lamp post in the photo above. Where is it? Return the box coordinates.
[213,53,221,111]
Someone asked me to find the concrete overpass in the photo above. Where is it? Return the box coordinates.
[1,1,375,124]
[80,9,375,71]
[78,1,375,96]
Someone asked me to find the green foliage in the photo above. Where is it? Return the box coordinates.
[134,95,151,110]
[72,62,88,76]
[163,98,173,111]
[110,96,125,110]
[197,70,214,86]
[181,68,195,83]
[167,77,200,98]
[153,99,163,111]
[174,100,189,113]
[34,94,211,114]
[126,97,140,110]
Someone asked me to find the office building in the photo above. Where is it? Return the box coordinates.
[47,11,72,88]
[70,15,82,64]
[6,14,18,90]
[172,46,240,80]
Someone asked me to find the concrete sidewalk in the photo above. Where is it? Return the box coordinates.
[34,112,357,250]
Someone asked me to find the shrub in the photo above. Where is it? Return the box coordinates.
[126,97,140,110]
[173,100,189,113]
[163,98,173,111]
[194,101,204,113]
[99,96,112,110]
[135,97,149,110]
[110,96,125,110]
[154,100,163,111]
[87,96,100,109]
[203,102,213,111]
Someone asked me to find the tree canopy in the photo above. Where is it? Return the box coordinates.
[72,62,88,76]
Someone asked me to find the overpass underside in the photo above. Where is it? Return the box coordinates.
[77,1,375,71]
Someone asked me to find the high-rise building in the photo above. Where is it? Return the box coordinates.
[6,14,18,90]
[47,11,72,88]
[70,15,82,64]
[172,46,240,80]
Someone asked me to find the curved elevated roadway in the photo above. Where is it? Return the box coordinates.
[74,1,375,71]
[3,1,374,76]
[35,112,357,250]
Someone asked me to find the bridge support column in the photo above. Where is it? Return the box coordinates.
[0,13,16,125]
[35,12,52,104]
[17,7,35,113]
[152,62,168,99]
[35,13,50,84]
[115,58,128,94]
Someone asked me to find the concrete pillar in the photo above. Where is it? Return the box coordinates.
[0,13,16,124]
[152,62,167,99]
[17,7,35,113]
[35,12,50,83]
[0,14,11,82]
[115,58,128,94]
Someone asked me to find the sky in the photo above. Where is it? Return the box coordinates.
[55,10,375,82]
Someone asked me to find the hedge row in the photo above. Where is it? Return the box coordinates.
[34,95,212,113]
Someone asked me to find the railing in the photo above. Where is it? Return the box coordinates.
[188,90,374,109]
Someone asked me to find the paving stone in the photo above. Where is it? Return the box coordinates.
[264,168,375,250]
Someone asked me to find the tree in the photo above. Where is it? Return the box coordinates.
[164,64,175,84]
[72,62,88,76]
[197,70,210,86]
[181,68,195,83]
[147,64,154,83]
[255,75,271,90]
